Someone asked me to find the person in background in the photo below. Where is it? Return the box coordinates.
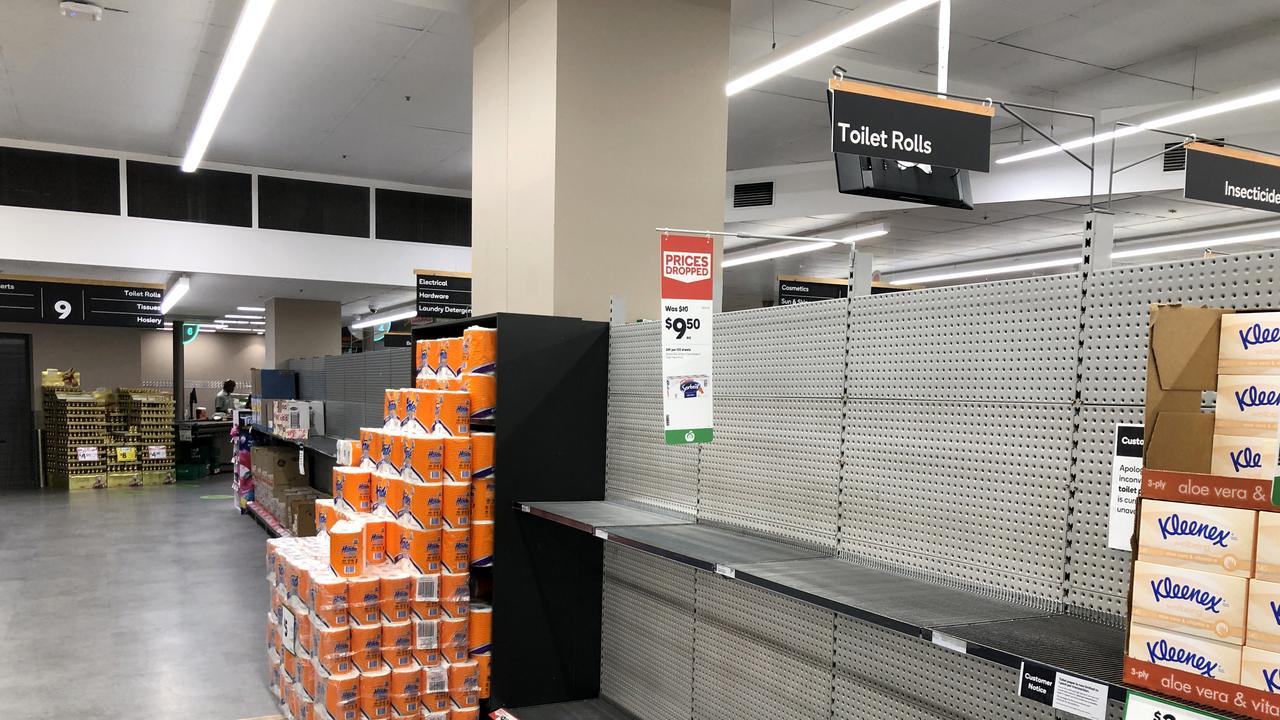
[215,379,236,416]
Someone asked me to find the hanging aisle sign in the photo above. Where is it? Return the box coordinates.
[1184,142,1280,213]
[660,234,713,445]
[415,270,472,320]
[828,78,995,172]
[0,275,163,328]
[777,275,849,305]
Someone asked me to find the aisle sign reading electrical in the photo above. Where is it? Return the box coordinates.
[660,234,713,445]
[0,275,163,328]
[1185,142,1280,214]
[828,78,995,172]
[415,269,471,320]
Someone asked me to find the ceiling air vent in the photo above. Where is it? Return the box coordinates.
[1164,138,1225,172]
[733,181,774,208]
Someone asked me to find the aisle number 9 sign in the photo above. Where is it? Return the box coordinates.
[0,276,164,328]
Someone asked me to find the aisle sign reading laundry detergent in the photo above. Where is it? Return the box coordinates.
[660,234,714,445]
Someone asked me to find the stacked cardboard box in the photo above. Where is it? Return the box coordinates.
[116,389,175,485]
[253,445,321,535]
[42,386,108,490]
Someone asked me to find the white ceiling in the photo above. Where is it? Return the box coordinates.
[0,259,412,323]
[0,0,472,188]
[727,0,1280,169]
[723,189,1278,309]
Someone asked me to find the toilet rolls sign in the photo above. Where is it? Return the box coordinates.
[0,274,163,328]
[1184,142,1280,214]
[660,234,713,445]
[828,78,995,172]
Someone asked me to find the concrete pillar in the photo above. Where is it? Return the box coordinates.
[471,0,730,322]
[265,298,341,368]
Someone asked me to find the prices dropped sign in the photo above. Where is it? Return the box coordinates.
[660,234,713,445]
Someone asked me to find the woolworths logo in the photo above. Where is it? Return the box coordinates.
[665,428,713,444]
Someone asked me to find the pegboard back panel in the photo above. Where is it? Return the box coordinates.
[840,401,1073,605]
[692,573,835,720]
[605,393,699,515]
[698,397,842,547]
[601,546,695,720]
[847,273,1082,403]
[1080,251,1280,405]
[1066,405,1142,623]
[609,321,661,397]
[713,299,847,397]
[833,615,1055,720]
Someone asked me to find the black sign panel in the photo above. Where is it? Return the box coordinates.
[829,81,993,172]
[0,277,163,328]
[1185,144,1280,213]
[777,277,848,306]
[1115,423,1144,459]
[1017,660,1058,707]
[416,271,472,319]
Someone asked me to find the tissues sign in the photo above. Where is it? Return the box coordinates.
[828,78,994,172]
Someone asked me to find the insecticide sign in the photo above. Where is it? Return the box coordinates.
[660,233,713,445]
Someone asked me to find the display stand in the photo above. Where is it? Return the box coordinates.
[411,313,609,710]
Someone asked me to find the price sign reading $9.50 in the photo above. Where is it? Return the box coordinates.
[663,310,703,341]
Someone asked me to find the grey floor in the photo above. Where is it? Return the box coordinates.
[0,475,279,719]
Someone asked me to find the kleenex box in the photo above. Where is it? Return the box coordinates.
[1128,622,1241,683]
[1241,646,1280,694]
[1215,375,1280,439]
[1248,579,1280,653]
[1258,513,1280,583]
[1220,312,1280,375]
[1210,434,1279,481]
[1138,500,1256,577]
[1131,560,1248,645]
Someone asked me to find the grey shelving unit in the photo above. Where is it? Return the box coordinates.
[508,250,1280,720]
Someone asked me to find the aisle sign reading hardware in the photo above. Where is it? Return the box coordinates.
[415,269,471,320]
[1108,423,1145,550]
[660,233,713,445]
[1123,690,1227,720]
[1185,142,1280,214]
[828,78,995,172]
[0,274,164,328]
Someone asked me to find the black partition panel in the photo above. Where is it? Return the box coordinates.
[413,313,608,709]
[126,161,251,226]
[258,175,369,237]
[375,188,471,246]
[0,146,119,215]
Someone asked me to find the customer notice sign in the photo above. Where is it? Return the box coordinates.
[0,274,163,328]
[415,270,471,320]
[660,234,713,445]
[828,78,995,172]
[1185,142,1280,213]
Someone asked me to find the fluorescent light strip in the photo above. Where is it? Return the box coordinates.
[726,0,938,96]
[237,306,266,312]
[890,256,1082,285]
[159,277,189,314]
[723,241,837,268]
[1111,229,1280,259]
[220,319,254,325]
[225,314,264,319]
[351,308,417,330]
[722,226,888,269]
[181,0,277,172]
[219,326,260,332]
[997,85,1280,165]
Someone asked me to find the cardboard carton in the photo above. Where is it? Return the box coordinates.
[1138,499,1256,577]
[1144,305,1227,473]
[1240,646,1280,694]
[1128,621,1242,683]
[1131,560,1247,645]
[1247,579,1280,653]
[1221,312,1280,376]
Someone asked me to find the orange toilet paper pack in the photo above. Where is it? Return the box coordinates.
[402,435,444,484]
[470,520,493,568]
[461,326,496,375]
[333,468,372,515]
[462,373,495,421]
[328,521,365,578]
[442,482,471,530]
[442,437,472,485]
